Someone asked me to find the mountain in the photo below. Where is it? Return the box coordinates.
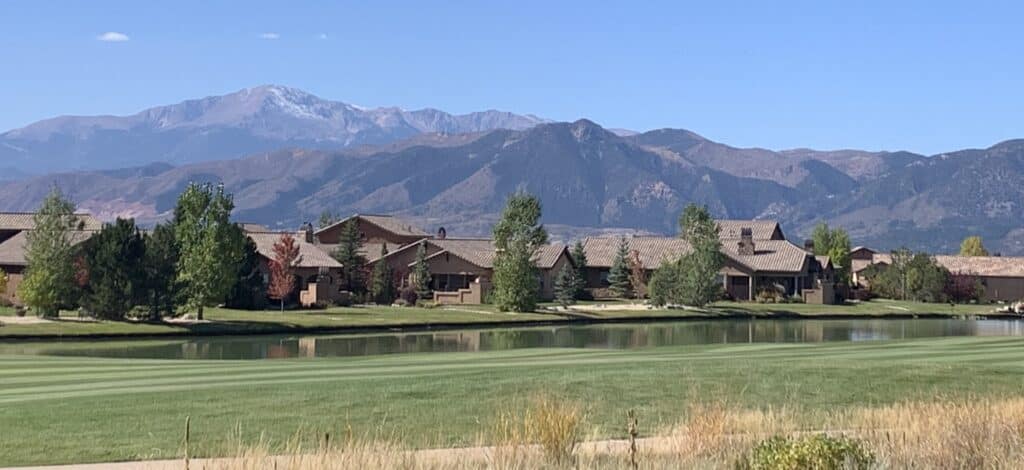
[0,118,1021,254]
[0,85,547,173]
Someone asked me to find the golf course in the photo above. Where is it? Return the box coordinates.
[3,333,1024,467]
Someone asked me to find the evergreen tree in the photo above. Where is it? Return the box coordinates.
[332,220,367,293]
[648,259,682,307]
[173,182,245,320]
[82,218,146,320]
[607,236,632,298]
[225,236,266,310]
[267,233,301,312]
[674,204,725,307]
[412,242,432,301]
[959,236,989,256]
[569,240,588,300]
[318,210,339,230]
[370,244,397,305]
[142,223,179,320]
[491,191,548,312]
[553,263,577,307]
[19,187,82,317]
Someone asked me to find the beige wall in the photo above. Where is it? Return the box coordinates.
[1,266,24,305]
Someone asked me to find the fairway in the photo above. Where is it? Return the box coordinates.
[2,336,1024,466]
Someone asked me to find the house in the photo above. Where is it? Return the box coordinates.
[314,214,430,260]
[0,212,103,304]
[243,227,345,307]
[717,220,786,241]
[368,237,573,303]
[581,221,837,303]
[852,247,1024,302]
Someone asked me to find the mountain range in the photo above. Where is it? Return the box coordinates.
[1,86,1022,255]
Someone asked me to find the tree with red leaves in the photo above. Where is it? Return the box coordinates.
[268,233,301,312]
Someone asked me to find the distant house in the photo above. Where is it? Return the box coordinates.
[368,237,573,303]
[242,227,344,307]
[0,212,103,304]
[581,220,836,303]
[852,247,1024,302]
[314,214,429,260]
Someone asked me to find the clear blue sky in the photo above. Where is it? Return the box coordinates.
[2,0,1021,154]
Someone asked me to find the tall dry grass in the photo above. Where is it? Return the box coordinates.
[181,396,1024,470]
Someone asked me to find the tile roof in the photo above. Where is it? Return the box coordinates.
[721,239,810,273]
[0,230,98,267]
[403,238,567,270]
[245,232,342,269]
[716,220,782,240]
[583,235,810,274]
[315,214,428,238]
[0,212,103,231]
[859,253,1024,278]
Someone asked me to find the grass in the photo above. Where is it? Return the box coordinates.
[2,336,1024,466]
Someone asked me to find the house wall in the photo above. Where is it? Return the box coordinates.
[0,265,24,304]
[538,252,573,300]
[317,219,423,247]
[978,276,1024,302]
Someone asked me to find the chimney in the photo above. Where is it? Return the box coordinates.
[737,227,755,256]
[803,239,815,253]
[296,222,314,243]
[437,226,447,240]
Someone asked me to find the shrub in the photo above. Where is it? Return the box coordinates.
[736,434,875,470]
[399,286,418,306]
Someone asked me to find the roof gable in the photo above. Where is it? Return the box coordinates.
[315,214,427,238]
[716,220,783,240]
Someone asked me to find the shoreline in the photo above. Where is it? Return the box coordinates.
[1,308,1020,342]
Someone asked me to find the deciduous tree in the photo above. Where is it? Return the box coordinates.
[173,183,245,320]
[268,233,301,312]
[19,187,83,317]
[491,191,548,312]
[628,250,647,299]
[959,236,989,256]
[649,204,724,307]
[812,222,852,286]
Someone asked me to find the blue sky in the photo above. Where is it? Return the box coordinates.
[2,0,1021,154]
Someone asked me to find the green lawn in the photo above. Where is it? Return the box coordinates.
[2,336,1023,466]
[0,305,555,338]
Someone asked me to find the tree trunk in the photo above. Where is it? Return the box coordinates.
[196,304,204,321]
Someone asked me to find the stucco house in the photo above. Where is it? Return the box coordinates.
[581,221,837,303]
[243,227,345,306]
[851,246,1024,302]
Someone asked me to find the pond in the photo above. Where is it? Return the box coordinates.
[2,318,1023,360]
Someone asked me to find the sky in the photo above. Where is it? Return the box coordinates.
[1,0,1022,155]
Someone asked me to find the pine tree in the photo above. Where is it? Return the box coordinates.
[959,236,989,256]
[370,244,397,305]
[491,191,548,312]
[553,263,577,307]
[173,183,245,320]
[332,220,367,294]
[142,223,179,320]
[412,242,432,301]
[225,237,266,310]
[569,240,588,300]
[607,236,632,298]
[82,218,146,320]
[19,187,82,317]
[675,204,725,307]
[267,233,301,312]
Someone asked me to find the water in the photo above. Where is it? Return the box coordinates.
[2,318,1023,360]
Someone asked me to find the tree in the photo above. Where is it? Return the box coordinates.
[142,223,179,320]
[945,272,984,303]
[332,220,367,293]
[491,191,548,312]
[0,269,8,299]
[959,236,989,256]
[607,236,632,298]
[553,263,577,307]
[318,210,340,230]
[82,218,146,320]
[225,237,266,310]
[674,204,725,307]
[569,240,588,300]
[267,233,301,312]
[412,242,432,301]
[811,222,852,286]
[648,258,682,307]
[173,182,245,320]
[19,187,82,317]
[370,244,397,305]
[628,250,647,299]
[865,248,950,302]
